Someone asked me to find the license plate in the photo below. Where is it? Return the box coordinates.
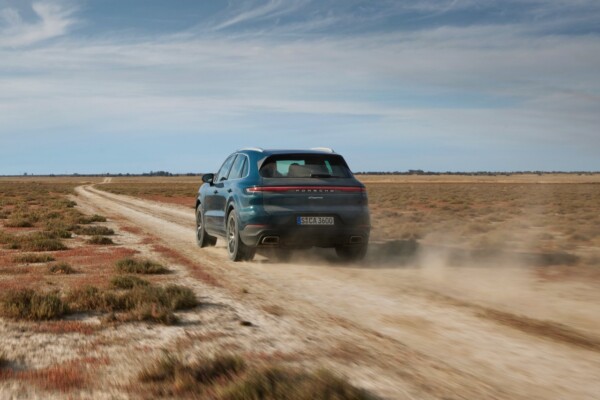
[297,216,334,225]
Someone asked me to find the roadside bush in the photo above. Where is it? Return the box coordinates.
[74,225,114,236]
[137,353,377,400]
[4,218,34,228]
[39,229,72,239]
[13,233,67,251]
[122,285,197,312]
[88,236,114,245]
[125,303,177,325]
[139,353,246,394]
[0,230,15,245]
[78,214,107,224]
[48,263,76,275]
[66,284,196,324]
[0,289,67,320]
[223,367,377,400]
[13,254,55,263]
[111,275,150,289]
[66,286,123,313]
[116,258,169,274]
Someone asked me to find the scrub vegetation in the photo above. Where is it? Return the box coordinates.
[136,352,377,400]
[99,174,600,268]
[0,178,376,399]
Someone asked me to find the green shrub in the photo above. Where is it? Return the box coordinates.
[111,275,150,289]
[115,258,169,274]
[88,236,114,245]
[48,263,76,274]
[0,289,67,320]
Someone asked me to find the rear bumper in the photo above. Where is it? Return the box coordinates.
[240,224,370,248]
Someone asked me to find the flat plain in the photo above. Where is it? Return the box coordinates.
[1,175,599,399]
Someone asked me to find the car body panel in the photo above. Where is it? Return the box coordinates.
[197,148,370,250]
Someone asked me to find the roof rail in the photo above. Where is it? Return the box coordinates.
[310,147,335,153]
[239,147,264,152]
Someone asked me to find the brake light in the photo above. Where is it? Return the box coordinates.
[245,186,365,193]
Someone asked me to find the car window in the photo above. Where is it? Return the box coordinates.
[260,154,351,178]
[240,157,249,178]
[228,154,247,180]
[215,155,236,182]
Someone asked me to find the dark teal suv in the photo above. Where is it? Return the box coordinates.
[196,148,370,262]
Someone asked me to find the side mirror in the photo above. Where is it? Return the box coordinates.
[202,173,214,185]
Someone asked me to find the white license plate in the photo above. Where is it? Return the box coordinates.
[297,216,334,225]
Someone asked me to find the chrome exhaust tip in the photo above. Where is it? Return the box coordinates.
[349,236,363,244]
[261,236,280,245]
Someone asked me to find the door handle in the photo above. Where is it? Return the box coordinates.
[227,189,232,193]
[213,190,218,194]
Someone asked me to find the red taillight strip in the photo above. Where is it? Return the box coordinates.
[246,186,365,193]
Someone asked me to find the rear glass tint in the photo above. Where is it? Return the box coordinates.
[260,154,351,178]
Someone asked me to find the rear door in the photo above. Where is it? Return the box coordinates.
[204,154,237,233]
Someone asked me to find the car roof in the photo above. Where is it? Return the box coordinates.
[237,148,337,156]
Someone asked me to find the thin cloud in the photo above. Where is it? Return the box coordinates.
[0,0,78,48]
[209,0,309,31]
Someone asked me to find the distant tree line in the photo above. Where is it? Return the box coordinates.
[5,170,600,178]
[354,170,600,176]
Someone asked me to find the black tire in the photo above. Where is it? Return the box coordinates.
[196,207,216,248]
[226,211,255,261]
[335,244,367,262]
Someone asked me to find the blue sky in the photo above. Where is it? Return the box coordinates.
[1,0,599,174]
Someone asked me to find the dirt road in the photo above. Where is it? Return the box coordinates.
[75,185,600,400]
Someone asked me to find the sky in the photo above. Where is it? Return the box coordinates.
[0,0,599,174]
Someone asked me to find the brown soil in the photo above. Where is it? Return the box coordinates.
[68,184,600,400]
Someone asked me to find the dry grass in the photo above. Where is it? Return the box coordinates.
[48,262,76,275]
[111,275,151,289]
[0,289,67,320]
[74,225,114,236]
[13,254,55,263]
[87,236,114,245]
[0,357,107,392]
[96,176,600,268]
[100,180,198,208]
[136,352,377,399]
[66,283,197,325]
[116,257,170,274]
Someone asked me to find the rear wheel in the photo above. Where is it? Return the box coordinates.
[196,207,216,248]
[335,244,367,262]
[227,211,255,261]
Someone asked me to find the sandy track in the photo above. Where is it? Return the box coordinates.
[76,185,600,400]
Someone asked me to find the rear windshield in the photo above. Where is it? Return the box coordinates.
[259,154,352,178]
